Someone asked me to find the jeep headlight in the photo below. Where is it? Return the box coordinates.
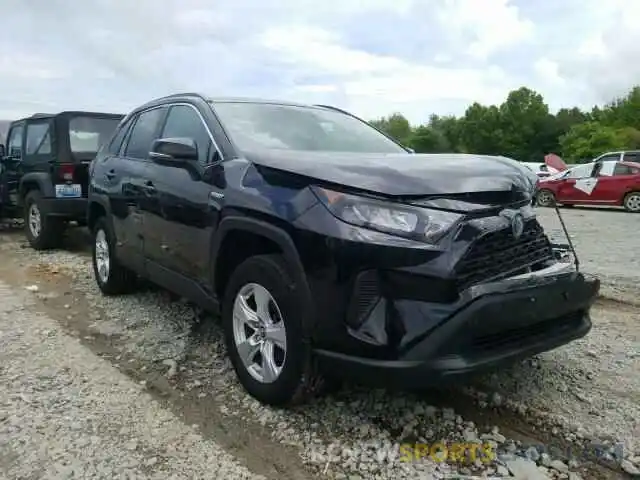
[311,186,463,243]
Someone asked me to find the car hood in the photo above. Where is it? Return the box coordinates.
[242,149,537,198]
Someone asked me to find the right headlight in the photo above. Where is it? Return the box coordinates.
[311,186,463,244]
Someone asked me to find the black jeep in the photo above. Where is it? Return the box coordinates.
[0,111,123,249]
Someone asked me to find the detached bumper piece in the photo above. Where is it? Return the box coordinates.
[315,272,599,388]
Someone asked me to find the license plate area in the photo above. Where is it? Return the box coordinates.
[55,184,82,198]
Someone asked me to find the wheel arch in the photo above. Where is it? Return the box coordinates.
[210,216,315,333]
[622,190,640,211]
[18,173,53,205]
[87,195,112,231]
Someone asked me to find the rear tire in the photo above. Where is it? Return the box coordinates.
[536,189,556,208]
[23,190,65,250]
[222,254,323,406]
[623,191,640,212]
[91,216,137,295]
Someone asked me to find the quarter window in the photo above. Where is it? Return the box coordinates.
[124,108,166,159]
[160,105,214,165]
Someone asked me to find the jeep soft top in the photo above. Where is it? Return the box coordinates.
[0,110,124,249]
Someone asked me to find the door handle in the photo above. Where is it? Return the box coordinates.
[105,169,116,180]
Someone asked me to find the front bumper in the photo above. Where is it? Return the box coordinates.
[314,263,600,387]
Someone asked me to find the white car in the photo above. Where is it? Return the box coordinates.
[521,162,560,178]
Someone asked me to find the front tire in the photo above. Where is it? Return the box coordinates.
[623,192,640,212]
[23,190,65,250]
[222,254,322,406]
[536,188,556,208]
[91,216,137,295]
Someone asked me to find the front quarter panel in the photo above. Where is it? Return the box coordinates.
[220,160,320,225]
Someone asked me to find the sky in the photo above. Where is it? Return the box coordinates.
[0,0,638,125]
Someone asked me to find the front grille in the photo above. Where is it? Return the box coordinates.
[455,220,554,290]
[467,311,584,353]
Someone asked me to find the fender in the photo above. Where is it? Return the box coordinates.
[18,172,55,203]
[86,193,113,228]
[210,216,316,333]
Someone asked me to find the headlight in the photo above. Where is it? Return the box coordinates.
[311,186,463,243]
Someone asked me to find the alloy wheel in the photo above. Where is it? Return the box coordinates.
[625,193,640,212]
[94,229,111,284]
[231,282,287,384]
[28,204,41,238]
[537,190,554,207]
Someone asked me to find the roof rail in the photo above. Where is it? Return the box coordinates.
[314,104,352,115]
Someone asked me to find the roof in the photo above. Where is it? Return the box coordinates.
[14,110,124,122]
[134,92,336,112]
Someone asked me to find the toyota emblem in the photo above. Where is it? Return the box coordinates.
[511,213,524,239]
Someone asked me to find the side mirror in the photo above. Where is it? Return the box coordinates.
[149,137,198,163]
[406,147,415,154]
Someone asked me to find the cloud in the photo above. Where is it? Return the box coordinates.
[0,0,638,125]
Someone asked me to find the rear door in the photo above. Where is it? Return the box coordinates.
[587,161,632,203]
[109,107,167,272]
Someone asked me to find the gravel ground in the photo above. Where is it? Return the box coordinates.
[1,207,639,479]
[0,279,266,480]
[536,206,640,304]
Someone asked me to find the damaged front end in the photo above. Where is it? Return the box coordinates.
[309,178,599,387]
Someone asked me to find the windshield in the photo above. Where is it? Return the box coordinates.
[69,116,121,153]
[210,101,407,154]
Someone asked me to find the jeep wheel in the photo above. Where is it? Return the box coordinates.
[24,190,64,250]
[623,191,640,212]
[222,254,322,406]
[92,216,137,295]
[536,189,556,208]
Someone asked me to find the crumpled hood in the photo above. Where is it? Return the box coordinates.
[242,149,538,197]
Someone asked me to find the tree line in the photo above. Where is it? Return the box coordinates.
[368,86,640,163]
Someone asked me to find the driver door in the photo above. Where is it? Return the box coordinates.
[2,122,25,207]
[555,163,596,203]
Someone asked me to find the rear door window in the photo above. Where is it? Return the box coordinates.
[107,117,135,155]
[25,121,51,157]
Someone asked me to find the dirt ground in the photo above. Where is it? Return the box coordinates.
[0,222,638,479]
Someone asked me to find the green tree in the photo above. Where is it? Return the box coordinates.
[498,87,555,161]
[366,84,640,163]
[559,122,628,161]
[369,113,412,145]
[408,125,449,153]
[428,114,462,152]
[459,103,504,155]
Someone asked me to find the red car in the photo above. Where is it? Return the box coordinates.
[535,152,640,212]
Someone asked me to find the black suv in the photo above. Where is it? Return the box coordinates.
[0,111,123,249]
[88,93,600,406]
